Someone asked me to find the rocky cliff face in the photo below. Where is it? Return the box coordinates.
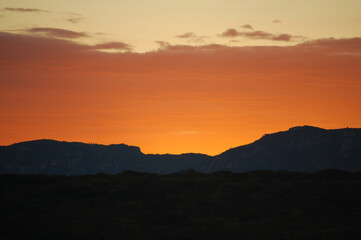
[1,126,360,175]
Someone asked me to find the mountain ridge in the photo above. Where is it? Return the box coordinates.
[207,126,361,172]
[2,125,358,155]
[1,126,360,174]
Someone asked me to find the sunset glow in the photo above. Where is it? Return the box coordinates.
[1,1,360,155]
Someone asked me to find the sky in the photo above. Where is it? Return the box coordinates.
[0,0,360,155]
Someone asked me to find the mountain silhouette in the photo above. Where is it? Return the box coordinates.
[207,126,361,172]
[1,126,360,174]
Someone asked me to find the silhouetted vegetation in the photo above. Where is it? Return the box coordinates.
[1,170,361,239]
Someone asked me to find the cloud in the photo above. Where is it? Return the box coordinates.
[241,24,253,30]
[273,19,282,23]
[26,27,88,39]
[155,41,225,51]
[66,17,83,24]
[155,41,171,49]
[175,32,208,44]
[1,31,360,72]
[1,32,360,153]
[176,32,196,38]
[2,31,360,59]
[220,28,302,42]
[272,34,293,41]
[63,12,84,24]
[4,7,48,13]
[297,38,361,53]
[91,42,133,51]
[220,28,239,37]
[0,32,132,54]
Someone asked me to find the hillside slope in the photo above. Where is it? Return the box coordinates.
[209,126,361,172]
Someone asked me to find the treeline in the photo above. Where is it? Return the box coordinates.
[1,170,361,240]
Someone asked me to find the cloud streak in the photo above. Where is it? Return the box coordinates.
[156,41,224,51]
[66,17,83,24]
[26,27,89,39]
[4,7,49,13]
[63,12,84,24]
[91,42,133,51]
[241,24,253,30]
[220,28,302,41]
[176,32,196,38]
[175,32,208,44]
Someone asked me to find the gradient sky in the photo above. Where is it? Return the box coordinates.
[1,1,360,155]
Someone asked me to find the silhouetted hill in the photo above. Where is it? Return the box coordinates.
[0,126,360,174]
[0,139,145,174]
[209,126,361,172]
[0,139,210,174]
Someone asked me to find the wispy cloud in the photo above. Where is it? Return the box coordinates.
[4,7,85,24]
[155,41,171,49]
[63,12,84,24]
[66,17,83,24]
[91,42,133,51]
[26,27,88,39]
[176,32,196,38]
[175,32,208,44]
[241,24,253,30]
[156,41,224,51]
[4,7,49,13]
[220,28,303,42]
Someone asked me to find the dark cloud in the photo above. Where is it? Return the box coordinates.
[273,19,282,23]
[220,28,302,42]
[27,28,88,39]
[91,42,133,51]
[241,24,253,30]
[4,7,49,13]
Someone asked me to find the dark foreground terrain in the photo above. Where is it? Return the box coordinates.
[1,170,361,240]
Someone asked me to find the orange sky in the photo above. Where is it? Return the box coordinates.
[0,1,360,155]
